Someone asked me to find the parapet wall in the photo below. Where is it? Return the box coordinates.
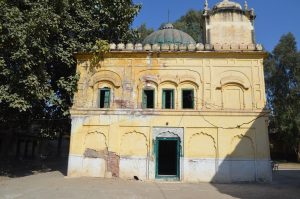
[109,42,263,52]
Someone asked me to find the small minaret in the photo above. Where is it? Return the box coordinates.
[202,0,210,44]
[204,0,209,13]
[202,0,256,45]
[244,0,248,10]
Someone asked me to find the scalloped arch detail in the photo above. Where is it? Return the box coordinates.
[230,134,255,158]
[188,132,217,150]
[188,132,217,158]
[84,131,108,151]
[120,131,148,156]
[231,134,254,146]
[157,131,180,138]
[121,131,148,145]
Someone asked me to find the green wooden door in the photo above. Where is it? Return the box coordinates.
[155,137,180,180]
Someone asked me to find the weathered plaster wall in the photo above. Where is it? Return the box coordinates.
[68,51,271,183]
[205,12,254,45]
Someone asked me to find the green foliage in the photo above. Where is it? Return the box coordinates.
[133,23,154,43]
[265,33,300,160]
[91,39,110,68]
[0,0,141,133]
[160,10,204,43]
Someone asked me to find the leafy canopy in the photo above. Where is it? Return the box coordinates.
[160,10,204,43]
[172,10,204,43]
[132,23,154,44]
[0,0,141,128]
[265,33,300,159]
[134,10,204,44]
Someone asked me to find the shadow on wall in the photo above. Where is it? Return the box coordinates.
[208,106,274,197]
[212,107,271,183]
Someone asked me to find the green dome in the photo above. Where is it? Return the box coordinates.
[143,23,196,45]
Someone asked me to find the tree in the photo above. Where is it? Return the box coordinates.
[132,23,154,43]
[265,33,300,161]
[0,0,141,140]
[160,10,204,43]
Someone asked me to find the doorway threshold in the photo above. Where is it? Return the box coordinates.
[155,175,180,182]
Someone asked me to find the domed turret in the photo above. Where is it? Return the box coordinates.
[143,23,196,45]
[202,0,256,45]
[213,0,242,10]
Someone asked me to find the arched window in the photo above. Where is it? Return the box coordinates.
[216,71,251,110]
[142,88,155,109]
[93,81,114,109]
[181,89,194,109]
[179,82,198,110]
[162,89,175,109]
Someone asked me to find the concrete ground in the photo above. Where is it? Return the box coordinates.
[0,163,300,199]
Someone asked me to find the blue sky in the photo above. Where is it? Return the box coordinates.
[132,0,300,51]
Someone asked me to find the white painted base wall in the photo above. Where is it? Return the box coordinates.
[184,159,217,182]
[119,157,147,180]
[184,158,272,183]
[68,155,106,177]
[68,155,272,183]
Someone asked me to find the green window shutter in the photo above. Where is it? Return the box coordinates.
[171,90,174,109]
[142,90,147,108]
[98,89,101,108]
[191,90,194,109]
[104,89,110,108]
[162,90,166,109]
[151,90,155,108]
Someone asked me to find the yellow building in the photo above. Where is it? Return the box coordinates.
[68,0,272,183]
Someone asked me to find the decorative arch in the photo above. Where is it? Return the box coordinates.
[139,79,158,88]
[84,131,108,152]
[179,80,200,88]
[216,70,251,90]
[139,69,203,82]
[89,70,122,88]
[137,69,202,87]
[179,75,200,88]
[120,131,148,157]
[137,76,158,91]
[217,71,251,110]
[152,128,184,151]
[157,131,181,138]
[159,79,178,87]
[188,132,217,158]
[230,134,255,159]
[155,130,183,157]
[139,75,159,87]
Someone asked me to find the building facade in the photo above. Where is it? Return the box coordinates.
[68,0,272,183]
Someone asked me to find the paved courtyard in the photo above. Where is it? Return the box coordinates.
[0,163,300,199]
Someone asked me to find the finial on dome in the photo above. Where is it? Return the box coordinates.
[204,0,209,15]
[244,1,248,10]
[163,23,174,29]
[204,0,209,10]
